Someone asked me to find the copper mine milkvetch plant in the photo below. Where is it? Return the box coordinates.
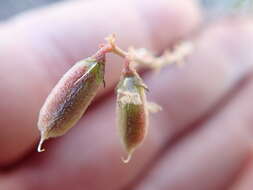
[37,34,193,163]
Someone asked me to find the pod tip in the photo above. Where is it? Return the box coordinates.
[121,150,133,164]
[37,137,46,152]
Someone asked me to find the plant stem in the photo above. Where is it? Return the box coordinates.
[111,45,128,58]
[105,34,128,58]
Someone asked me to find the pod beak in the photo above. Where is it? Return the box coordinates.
[37,133,46,152]
[121,149,134,164]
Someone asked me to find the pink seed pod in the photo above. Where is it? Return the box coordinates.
[116,62,148,163]
[37,53,105,152]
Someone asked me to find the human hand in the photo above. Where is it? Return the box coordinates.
[0,0,252,189]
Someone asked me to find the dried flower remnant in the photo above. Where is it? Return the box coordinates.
[116,60,160,163]
[37,50,107,152]
[129,41,194,71]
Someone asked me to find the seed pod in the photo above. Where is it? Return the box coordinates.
[116,62,148,163]
[37,54,105,152]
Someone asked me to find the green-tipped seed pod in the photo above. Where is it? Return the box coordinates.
[37,54,105,152]
[116,63,148,163]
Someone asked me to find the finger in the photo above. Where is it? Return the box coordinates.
[133,84,253,190]
[0,0,200,166]
[146,17,253,142]
[134,73,253,190]
[1,18,253,190]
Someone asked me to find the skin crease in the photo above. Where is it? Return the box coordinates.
[1,0,253,190]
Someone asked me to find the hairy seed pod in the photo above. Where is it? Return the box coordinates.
[37,54,105,152]
[116,63,148,163]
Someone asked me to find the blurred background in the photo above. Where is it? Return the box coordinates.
[0,0,252,21]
